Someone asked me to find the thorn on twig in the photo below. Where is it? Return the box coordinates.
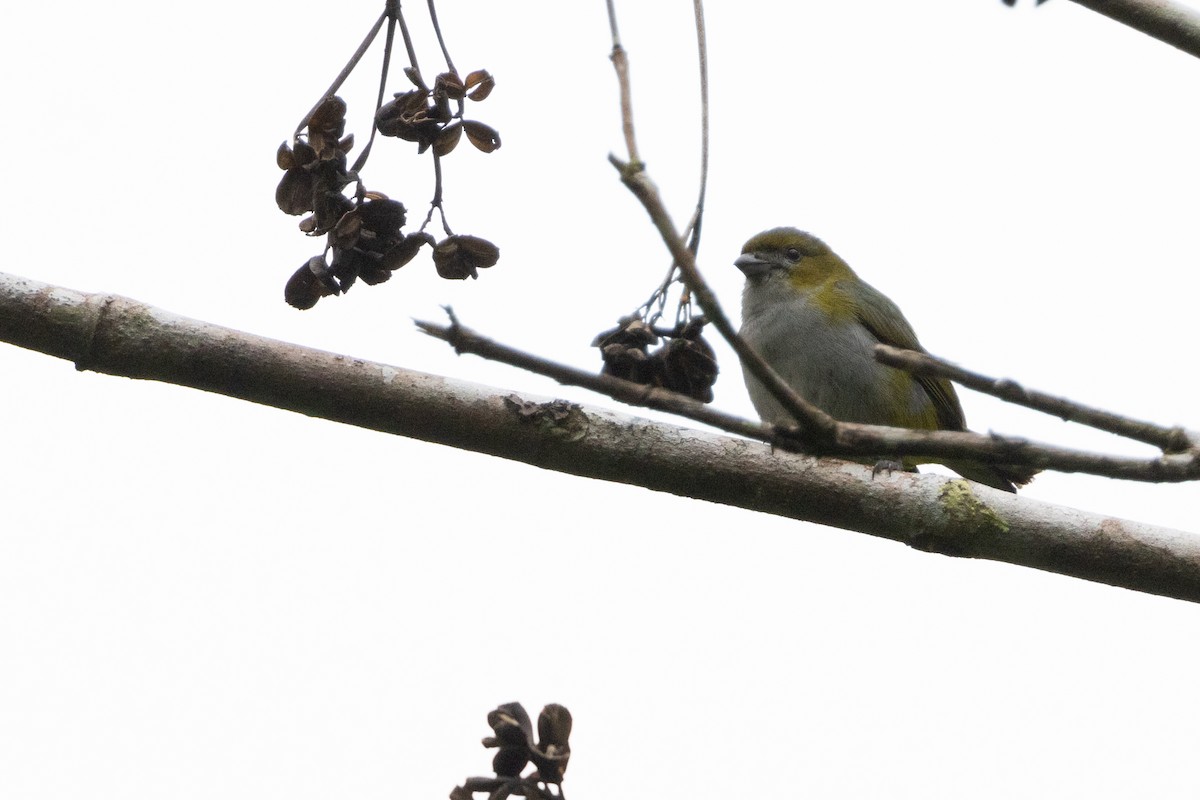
[440,305,465,353]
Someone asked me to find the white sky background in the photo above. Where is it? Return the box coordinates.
[3,1,1200,797]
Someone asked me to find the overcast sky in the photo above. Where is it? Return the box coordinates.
[3,1,1200,798]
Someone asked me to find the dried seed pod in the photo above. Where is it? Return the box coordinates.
[592,317,659,349]
[275,140,319,215]
[462,120,501,153]
[306,190,355,236]
[435,71,466,101]
[331,208,364,249]
[464,69,495,102]
[284,256,340,310]
[433,234,500,280]
[276,141,299,170]
[307,96,348,156]
[376,89,438,144]
[491,747,529,779]
[433,121,463,157]
[600,343,660,386]
[357,197,407,234]
[487,703,534,745]
[328,247,362,293]
[382,232,435,271]
[357,256,393,286]
[595,317,664,385]
[654,318,719,402]
[659,336,718,403]
[537,704,572,749]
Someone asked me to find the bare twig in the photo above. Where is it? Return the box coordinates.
[875,345,1198,454]
[294,8,390,137]
[415,311,772,442]
[349,8,400,176]
[415,308,1200,483]
[394,0,424,87]
[831,423,1200,482]
[426,0,457,75]
[419,152,450,233]
[605,1,641,167]
[686,0,709,256]
[621,0,711,330]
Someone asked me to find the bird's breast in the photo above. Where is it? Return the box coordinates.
[739,285,931,427]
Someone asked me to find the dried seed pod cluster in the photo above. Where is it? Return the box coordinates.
[274,6,501,310]
[376,68,500,156]
[593,315,718,403]
[275,97,355,232]
[450,702,572,800]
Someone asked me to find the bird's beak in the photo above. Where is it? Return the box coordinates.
[734,252,772,279]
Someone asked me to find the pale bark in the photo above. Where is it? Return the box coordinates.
[3,271,1199,603]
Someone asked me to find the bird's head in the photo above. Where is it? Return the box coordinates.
[735,227,855,291]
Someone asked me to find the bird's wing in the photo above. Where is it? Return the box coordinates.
[843,279,967,432]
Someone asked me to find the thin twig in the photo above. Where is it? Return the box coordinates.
[420,152,449,233]
[874,344,1198,454]
[831,423,1200,482]
[395,0,425,88]
[685,0,709,257]
[415,310,1200,483]
[415,311,773,442]
[426,0,457,74]
[605,1,641,167]
[349,10,400,176]
[294,8,389,137]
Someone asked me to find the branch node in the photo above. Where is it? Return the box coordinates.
[992,377,1029,402]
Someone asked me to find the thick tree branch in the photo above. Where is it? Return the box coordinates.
[3,271,1199,603]
[1069,0,1200,59]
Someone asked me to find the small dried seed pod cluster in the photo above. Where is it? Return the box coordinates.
[278,98,419,308]
[376,68,500,156]
[450,702,572,800]
[276,97,356,236]
[593,316,719,403]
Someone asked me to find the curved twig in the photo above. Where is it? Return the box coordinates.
[875,344,1198,454]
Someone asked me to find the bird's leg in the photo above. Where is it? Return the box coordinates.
[871,459,907,480]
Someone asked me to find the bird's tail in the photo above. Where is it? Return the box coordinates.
[944,460,1039,493]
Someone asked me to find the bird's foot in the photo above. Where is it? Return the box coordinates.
[871,459,905,480]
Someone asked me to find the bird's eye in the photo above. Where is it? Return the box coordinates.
[784,248,802,262]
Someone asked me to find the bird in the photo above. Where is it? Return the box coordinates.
[735,226,1033,492]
